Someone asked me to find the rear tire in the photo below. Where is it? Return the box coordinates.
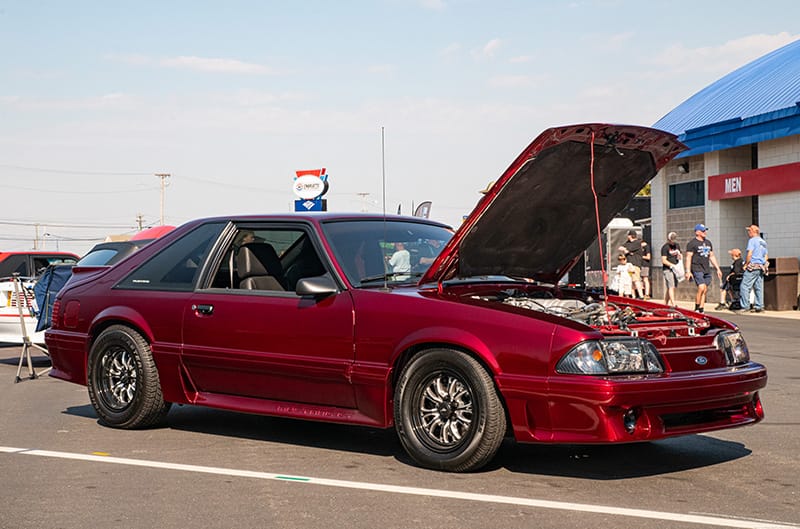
[394,349,506,472]
[87,325,171,428]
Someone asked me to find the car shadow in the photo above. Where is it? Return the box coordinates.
[64,403,403,458]
[169,405,404,457]
[492,435,751,479]
[64,404,99,419]
[63,402,752,477]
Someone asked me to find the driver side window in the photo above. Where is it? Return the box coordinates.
[209,227,327,293]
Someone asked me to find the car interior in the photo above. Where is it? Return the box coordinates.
[210,228,327,293]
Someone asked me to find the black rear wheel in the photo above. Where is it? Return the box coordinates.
[87,325,171,428]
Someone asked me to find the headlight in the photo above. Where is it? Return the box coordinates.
[556,338,664,375]
[714,331,750,365]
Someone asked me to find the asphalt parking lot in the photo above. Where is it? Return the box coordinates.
[1,312,798,529]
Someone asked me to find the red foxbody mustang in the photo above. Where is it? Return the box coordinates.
[46,124,766,472]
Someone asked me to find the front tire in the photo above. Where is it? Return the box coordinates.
[394,349,506,472]
[87,325,171,428]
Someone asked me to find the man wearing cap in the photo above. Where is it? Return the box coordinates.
[684,224,723,313]
[738,224,769,313]
[619,229,645,298]
[660,231,682,307]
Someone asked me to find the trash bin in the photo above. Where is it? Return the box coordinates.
[763,257,799,311]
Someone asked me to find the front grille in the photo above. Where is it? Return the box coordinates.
[661,402,754,430]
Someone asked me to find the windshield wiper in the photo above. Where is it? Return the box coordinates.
[359,272,423,284]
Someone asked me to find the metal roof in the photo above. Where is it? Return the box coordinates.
[653,39,800,157]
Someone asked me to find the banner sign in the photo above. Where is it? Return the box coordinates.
[708,162,800,200]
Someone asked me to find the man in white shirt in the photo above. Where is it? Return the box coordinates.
[388,242,411,276]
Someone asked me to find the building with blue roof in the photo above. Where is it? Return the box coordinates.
[649,39,800,305]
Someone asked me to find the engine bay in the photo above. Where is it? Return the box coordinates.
[468,287,709,334]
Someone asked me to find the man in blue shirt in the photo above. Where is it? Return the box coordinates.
[739,224,769,313]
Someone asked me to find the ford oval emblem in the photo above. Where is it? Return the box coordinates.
[695,355,708,366]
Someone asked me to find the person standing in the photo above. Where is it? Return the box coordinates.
[717,248,744,310]
[684,224,723,313]
[640,236,652,299]
[660,231,681,307]
[738,224,769,313]
[614,254,634,297]
[619,230,645,298]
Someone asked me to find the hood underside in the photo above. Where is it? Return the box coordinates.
[422,124,685,284]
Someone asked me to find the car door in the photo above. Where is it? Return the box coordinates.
[180,223,356,408]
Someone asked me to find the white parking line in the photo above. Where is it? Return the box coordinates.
[1,445,797,529]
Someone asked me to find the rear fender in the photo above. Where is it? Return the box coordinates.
[90,305,155,343]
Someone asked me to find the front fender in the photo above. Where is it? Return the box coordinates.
[392,326,500,374]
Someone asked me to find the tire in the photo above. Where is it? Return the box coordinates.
[394,349,506,472]
[87,325,171,429]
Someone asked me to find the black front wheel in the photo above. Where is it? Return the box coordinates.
[394,349,506,472]
[87,325,171,429]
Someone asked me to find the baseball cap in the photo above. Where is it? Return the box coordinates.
[694,223,708,232]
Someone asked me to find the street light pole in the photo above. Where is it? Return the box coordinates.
[154,173,171,225]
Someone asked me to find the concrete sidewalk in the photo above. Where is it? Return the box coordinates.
[673,299,800,320]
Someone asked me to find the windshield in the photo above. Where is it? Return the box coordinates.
[321,219,453,287]
[77,248,120,266]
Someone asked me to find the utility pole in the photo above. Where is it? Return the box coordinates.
[154,173,171,226]
[136,213,144,231]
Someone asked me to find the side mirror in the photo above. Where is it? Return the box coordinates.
[295,275,338,297]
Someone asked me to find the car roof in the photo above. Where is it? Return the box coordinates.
[0,251,80,260]
[194,212,450,225]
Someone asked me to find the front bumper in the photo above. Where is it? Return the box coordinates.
[497,362,767,443]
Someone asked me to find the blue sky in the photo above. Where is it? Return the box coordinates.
[1,0,799,253]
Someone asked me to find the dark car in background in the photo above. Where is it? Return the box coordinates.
[77,226,176,267]
[46,124,767,472]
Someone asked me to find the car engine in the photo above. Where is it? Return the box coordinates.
[470,288,694,330]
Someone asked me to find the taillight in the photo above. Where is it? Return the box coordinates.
[63,300,80,328]
[51,300,61,329]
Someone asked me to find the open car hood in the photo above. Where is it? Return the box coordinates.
[421,124,686,285]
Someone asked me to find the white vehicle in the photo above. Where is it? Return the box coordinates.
[0,277,43,344]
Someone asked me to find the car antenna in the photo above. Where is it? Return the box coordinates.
[381,126,389,291]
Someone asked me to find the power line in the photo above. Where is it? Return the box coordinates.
[0,163,152,176]
[0,220,135,229]
[1,183,160,195]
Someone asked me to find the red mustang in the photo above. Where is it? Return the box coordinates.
[46,124,766,472]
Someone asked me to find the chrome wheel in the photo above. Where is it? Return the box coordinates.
[414,371,474,451]
[98,346,138,411]
[395,349,507,472]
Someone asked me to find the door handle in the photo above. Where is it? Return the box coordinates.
[192,304,214,315]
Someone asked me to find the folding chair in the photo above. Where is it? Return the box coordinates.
[12,273,50,382]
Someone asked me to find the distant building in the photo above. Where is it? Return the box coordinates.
[651,39,800,301]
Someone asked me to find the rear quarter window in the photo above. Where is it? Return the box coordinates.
[117,223,225,291]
